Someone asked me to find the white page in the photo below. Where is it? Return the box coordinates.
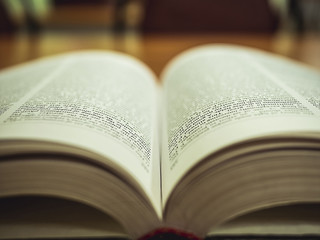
[0,51,161,215]
[161,45,320,203]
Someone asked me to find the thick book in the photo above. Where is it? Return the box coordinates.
[0,45,319,239]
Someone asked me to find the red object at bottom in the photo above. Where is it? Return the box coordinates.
[138,228,203,240]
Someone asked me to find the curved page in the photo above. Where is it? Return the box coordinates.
[161,45,320,203]
[0,51,161,216]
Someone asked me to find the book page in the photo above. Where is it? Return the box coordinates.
[161,45,320,203]
[0,51,161,214]
[0,196,127,239]
[210,204,320,236]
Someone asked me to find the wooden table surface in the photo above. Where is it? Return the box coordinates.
[0,31,319,78]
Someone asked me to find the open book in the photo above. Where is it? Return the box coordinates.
[0,45,320,239]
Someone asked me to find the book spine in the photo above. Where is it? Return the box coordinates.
[138,228,202,240]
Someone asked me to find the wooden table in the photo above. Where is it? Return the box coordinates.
[0,31,319,78]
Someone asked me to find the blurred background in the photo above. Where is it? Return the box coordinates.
[0,0,319,76]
